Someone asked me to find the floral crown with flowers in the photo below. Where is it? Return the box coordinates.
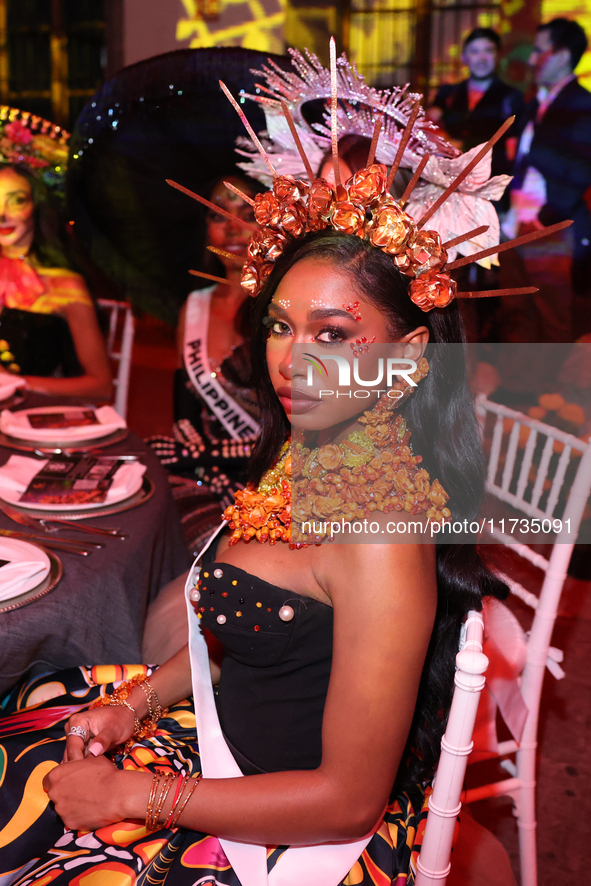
[0,106,69,199]
[167,40,570,313]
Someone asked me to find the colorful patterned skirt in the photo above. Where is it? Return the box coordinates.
[0,665,428,885]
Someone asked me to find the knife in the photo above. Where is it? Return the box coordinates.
[0,526,102,549]
[0,501,126,539]
[0,529,94,556]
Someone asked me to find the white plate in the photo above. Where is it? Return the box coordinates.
[0,405,126,443]
[0,537,51,601]
[0,547,62,613]
[0,460,146,512]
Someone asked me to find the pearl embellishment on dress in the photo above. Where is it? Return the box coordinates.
[214,568,223,579]
[189,588,201,602]
[217,614,227,625]
[278,605,295,622]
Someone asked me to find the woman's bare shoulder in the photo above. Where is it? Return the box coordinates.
[312,540,437,607]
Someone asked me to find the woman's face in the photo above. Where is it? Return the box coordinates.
[0,168,34,254]
[266,257,427,432]
[206,178,256,270]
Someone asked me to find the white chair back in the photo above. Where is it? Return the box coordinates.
[464,396,591,886]
[415,611,488,886]
[97,299,135,420]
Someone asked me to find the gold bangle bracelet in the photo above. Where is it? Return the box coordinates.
[170,774,202,829]
[145,772,164,831]
[152,773,176,830]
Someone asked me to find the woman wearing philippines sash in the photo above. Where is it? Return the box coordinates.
[149,174,262,554]
[0,44,566,885]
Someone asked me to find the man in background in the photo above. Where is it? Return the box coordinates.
[504,17,591,341]
[430,27,523,181]
[429,28,523,341]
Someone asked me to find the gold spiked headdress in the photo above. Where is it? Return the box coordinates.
[168,40,569,313]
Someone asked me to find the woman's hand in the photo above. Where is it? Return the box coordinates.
[63,704,135,762]
[43,755,126,830]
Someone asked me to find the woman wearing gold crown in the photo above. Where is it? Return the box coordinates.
[0,47,565,884]
[0,109,112,400]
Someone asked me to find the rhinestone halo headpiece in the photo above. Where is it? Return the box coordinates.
[234,46,457,188]
[167,39,571,313]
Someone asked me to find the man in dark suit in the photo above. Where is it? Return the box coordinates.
[505,17,591,341]
[430,28,524,342]
[431,28,524,181]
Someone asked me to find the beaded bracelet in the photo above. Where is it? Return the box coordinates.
[89,672,168,754]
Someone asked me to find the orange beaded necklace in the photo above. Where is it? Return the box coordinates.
[223,358,451,546]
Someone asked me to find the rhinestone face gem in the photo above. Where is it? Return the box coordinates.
[256,602,262,608]
[217,614,227,625]
[279,605,295,622]
[203,572,209,578]
[236,611,242,617]
[214,568,223,579]
[189,588,201,602]
[232,580,238,586]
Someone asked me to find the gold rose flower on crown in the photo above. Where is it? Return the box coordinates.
[167,39,571,312]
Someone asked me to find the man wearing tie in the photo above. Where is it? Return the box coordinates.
[505,17,591,341]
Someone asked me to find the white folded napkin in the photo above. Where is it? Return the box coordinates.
[0,376,26,401]
[0,405,126,442]
[0,539,50,601]
[0,455,146,508]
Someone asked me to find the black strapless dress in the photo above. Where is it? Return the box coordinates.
[0,560,428,884]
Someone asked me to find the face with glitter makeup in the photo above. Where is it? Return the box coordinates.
[265,258,427,435]
[206,177,256,269]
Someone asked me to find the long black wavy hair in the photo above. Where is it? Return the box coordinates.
[247,229,507,802]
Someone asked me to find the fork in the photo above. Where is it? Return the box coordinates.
[0,502,127,539]
[0,528,97,555]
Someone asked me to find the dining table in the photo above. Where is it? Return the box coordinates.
[0,393,192,696]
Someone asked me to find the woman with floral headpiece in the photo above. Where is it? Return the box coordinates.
[0,208,510,884]
[0,34,559,878]
[0,112,111,400]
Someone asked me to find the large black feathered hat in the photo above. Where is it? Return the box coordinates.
[68,47,290,324]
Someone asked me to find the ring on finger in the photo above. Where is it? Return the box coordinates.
[67,725,88,740]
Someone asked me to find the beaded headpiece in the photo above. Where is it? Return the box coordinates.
[168,40,570,313]
[0,106,69,198]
